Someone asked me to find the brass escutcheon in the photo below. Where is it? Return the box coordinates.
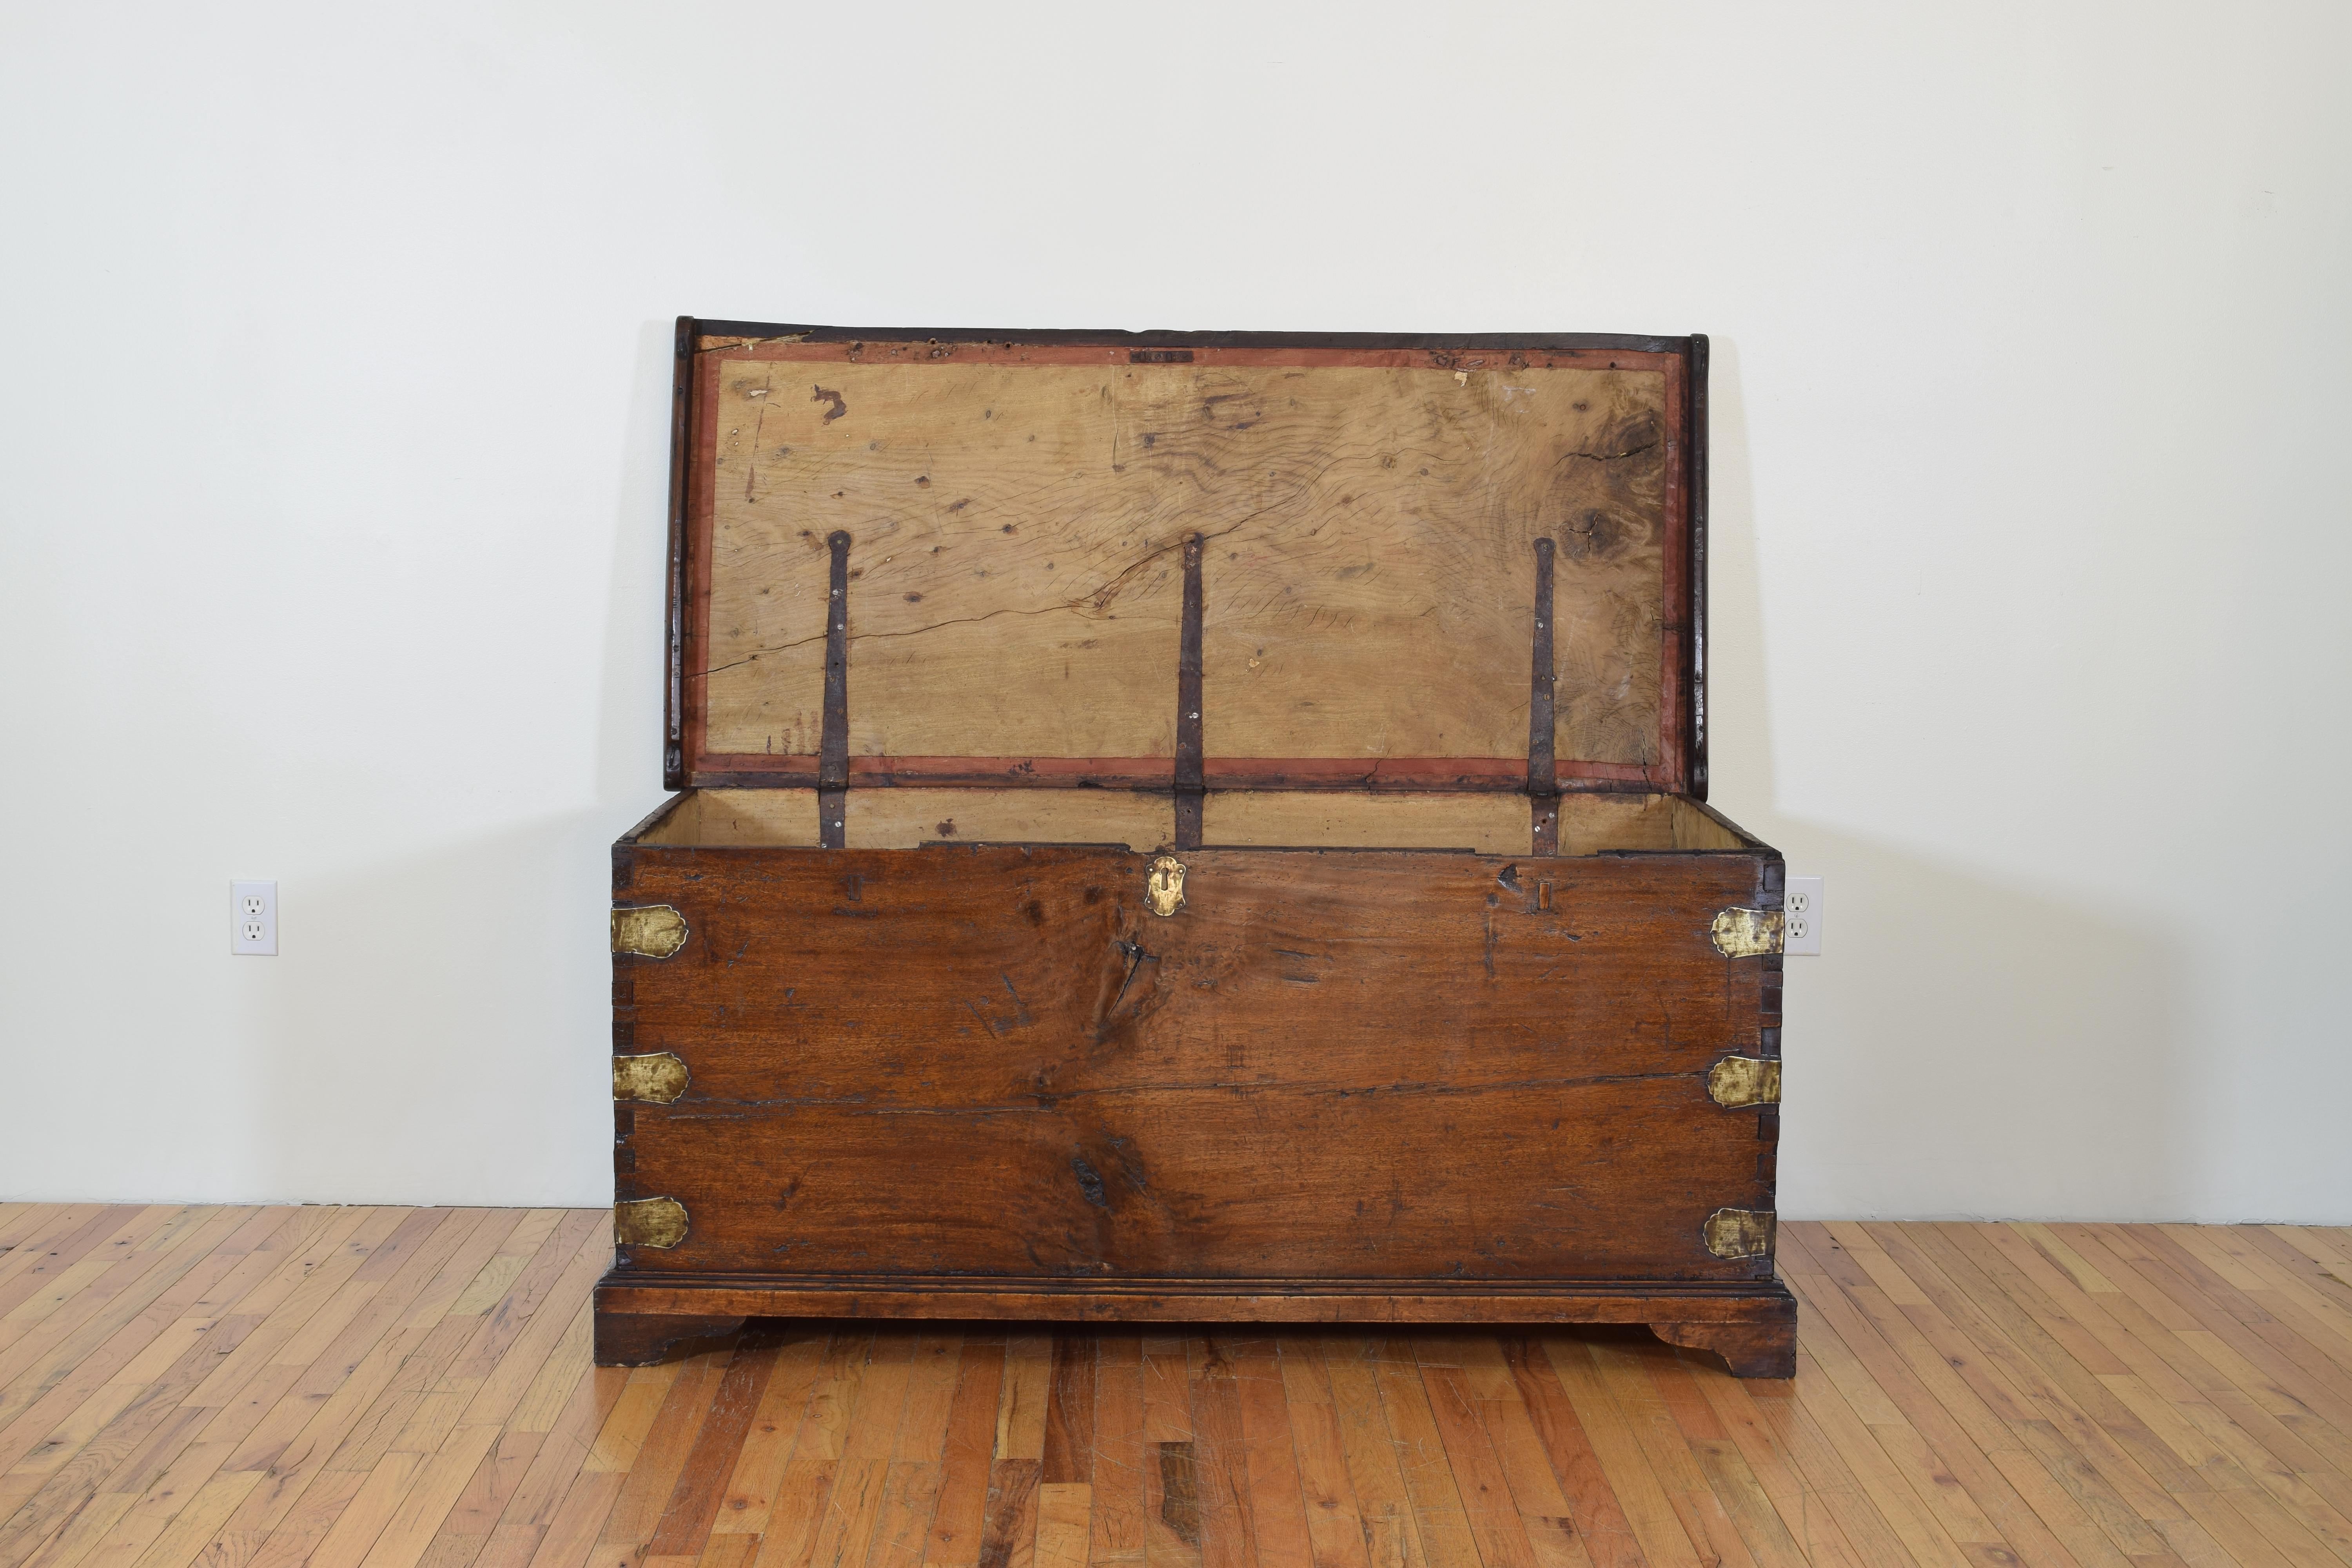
[1145,855,1187,917]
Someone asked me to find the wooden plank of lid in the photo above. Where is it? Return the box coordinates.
[674,331,1694,793]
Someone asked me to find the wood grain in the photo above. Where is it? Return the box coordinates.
[611,844,1771,1286]
[1201,791,1528,853]
[4,1210,2339,1568]
[849,790,1172,851]
[683,341,1686,780]
[631,788,1750,856]
[636,793,818,848]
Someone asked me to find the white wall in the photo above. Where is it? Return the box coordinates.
[2,2,2345,1220]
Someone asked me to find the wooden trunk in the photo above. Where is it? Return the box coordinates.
[599,324,1794,1377]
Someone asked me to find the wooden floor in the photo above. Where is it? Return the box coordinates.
[3,1212,2352,1568]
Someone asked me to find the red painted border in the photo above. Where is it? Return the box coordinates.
[688,755,1673,792]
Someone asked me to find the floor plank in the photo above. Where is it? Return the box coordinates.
[4,1210,2345,1567]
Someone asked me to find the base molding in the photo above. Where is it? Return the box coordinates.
[1646,1317,1799,1379]
[594,1310,748,1367]
[593,1270,1797,1378]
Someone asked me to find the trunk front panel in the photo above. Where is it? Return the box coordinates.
[614,844,1774,1283]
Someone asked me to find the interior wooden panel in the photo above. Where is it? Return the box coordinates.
[1206,791,1530,853]
[846,787,1172,849]
[694,347,1674,770]
[701,362,1182,761]
[1551,793,1750,854]
[640,788,1753,854]
[1670,797,1751,850]
[635,788,818,846]
[1195,365,1669,766]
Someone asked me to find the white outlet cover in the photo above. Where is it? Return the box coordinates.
[232,879,277,955]
[1784,875,1823,956]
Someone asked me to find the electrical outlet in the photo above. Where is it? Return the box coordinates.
[1784,875,1823,956]
[232,880,277,955]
